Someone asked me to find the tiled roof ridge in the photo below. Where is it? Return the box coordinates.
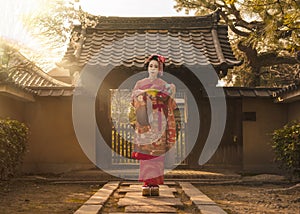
[0,78,36,94]
[76,10,220,31]
[13,52,72,88]
[1,50,75,97]
[272,80,300,97]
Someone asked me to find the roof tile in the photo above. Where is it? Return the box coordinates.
[253,89,273,97]
[62,12,241,74]
[225,89,242,97]
[1,50,74,97]
[224,87,277,98]
[239,89,256,97]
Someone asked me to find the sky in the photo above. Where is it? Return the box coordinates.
[0,0,193,49]
[0,0,191,44]
[0,0,43,48]
[80,0,192,17]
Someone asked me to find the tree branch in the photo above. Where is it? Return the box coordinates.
[238,41,299,68]
[258,54,299,67]
[228,4,265,33]
[237,42,259,67]
[218,10,250,37]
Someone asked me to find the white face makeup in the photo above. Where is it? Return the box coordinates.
[148,60,159,79]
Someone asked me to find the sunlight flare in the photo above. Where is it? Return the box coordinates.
[0,0,63,71]
[0,0,46,49]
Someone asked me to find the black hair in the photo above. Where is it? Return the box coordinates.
[144,55,165,70]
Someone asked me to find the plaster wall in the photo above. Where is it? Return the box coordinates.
[22,96,94,173]
[3,92,298,174]
[242,98,287,173]
[288,101,300,121]
[0,95,25,121]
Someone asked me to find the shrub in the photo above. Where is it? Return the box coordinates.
[271,121,300,176]
[0,119,29,180]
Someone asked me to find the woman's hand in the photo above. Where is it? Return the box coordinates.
[137,94,144,102]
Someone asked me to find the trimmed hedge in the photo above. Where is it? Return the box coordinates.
[271,121,300,176]
[0,119,29,180]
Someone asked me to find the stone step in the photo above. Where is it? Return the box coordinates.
[179,182,227,214]
[74,181,120,214]
[125,205,177,213]
[118,196,183,207]
[73,181,228,213]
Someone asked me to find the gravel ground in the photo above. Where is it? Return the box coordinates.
[196,183,300,214]
[0,174,299,214]
[0,179,100,214]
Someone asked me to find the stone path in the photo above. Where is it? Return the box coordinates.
[74,181,120,214]
[74,181,227,213]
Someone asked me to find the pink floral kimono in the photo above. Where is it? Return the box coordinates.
[130,77,177,186]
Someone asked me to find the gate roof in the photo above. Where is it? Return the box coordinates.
[61,10,241,76]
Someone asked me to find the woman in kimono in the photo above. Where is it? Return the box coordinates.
[130,54,178,196]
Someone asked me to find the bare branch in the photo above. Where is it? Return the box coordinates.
[258,54,299,67]
[218,10,250,37]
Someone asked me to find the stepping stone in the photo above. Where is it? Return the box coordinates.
[74,204,103,214]
[127,185,177,192]
[119,186,176,194]
[163,181,176,185]
[118,187,141,193]
[179,182,227,214]
[125,205,177,213]
[179,182,216,205]
[74,181,120,214]
[119,184,177,197]
[121,182,140,186]
[196,204,227,214]
[121,181,176,186]
[118,195,183,207]
[110,213,176,214]
[125,190,174,198]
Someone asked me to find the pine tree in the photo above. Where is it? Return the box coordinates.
[174,0,300,86]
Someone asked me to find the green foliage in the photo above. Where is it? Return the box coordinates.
[174,0,300,86]
[0,119,29,180]
[176,0,300,53]
[271,121,300,176]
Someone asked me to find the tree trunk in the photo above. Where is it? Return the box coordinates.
[249,67,261,87]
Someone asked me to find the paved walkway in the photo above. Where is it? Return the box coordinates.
[74,181,227,214]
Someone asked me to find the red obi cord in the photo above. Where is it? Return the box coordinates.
[132,152,161,160]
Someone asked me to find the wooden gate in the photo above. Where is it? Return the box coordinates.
[110,89,187,165]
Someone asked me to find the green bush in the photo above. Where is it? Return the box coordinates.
[271,121,300,176]
[0,119,29,180]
